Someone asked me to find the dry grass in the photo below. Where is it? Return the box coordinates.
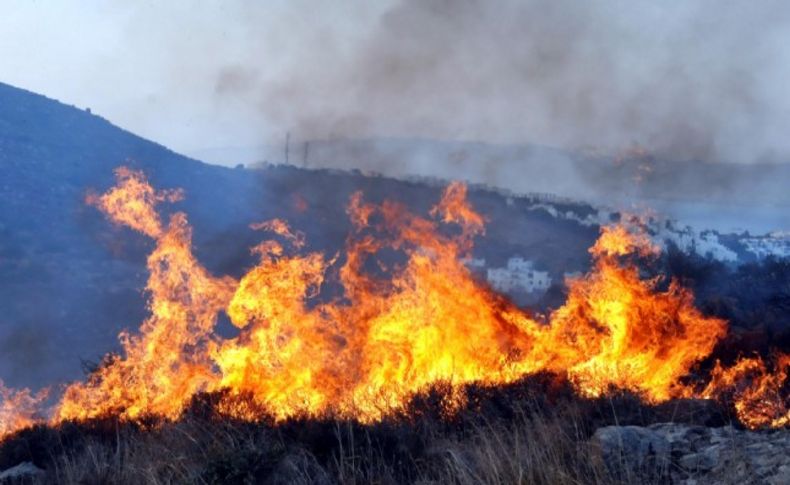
[36,413,622,484]
[5,410,650,484]
[0,379,728,484]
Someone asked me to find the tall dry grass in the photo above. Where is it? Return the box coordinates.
[0,380,725,484]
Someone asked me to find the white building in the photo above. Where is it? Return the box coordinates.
[486,257,552,294]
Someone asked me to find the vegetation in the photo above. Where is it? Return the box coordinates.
[0,375,735,484]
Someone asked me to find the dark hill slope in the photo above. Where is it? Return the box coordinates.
[0,82,261,387]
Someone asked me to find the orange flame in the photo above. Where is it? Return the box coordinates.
[86,167,183,238]
[0,381,47,439]
[699,353,789,429]
[0,168,787,439]
[55,168,235,423]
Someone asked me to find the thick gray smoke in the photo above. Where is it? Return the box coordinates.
[216,0,790,166]
[5,1,788,165]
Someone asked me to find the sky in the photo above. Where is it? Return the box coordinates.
[2,1,790,167]
[0,1,386,158]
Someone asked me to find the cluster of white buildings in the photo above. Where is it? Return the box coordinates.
[465,256,552,297]
[486,257,552,294]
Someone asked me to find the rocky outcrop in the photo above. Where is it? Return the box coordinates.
[0,462,44,484]
[593,423,790,484]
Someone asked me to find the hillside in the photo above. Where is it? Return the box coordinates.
[195,137,790,234]
[1,82,789,485]
[2,81,789,393]
[0,82,256,387]
[0,82,603,389]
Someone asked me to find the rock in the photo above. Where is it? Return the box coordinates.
[678,450,718,471]
[592,423,790,484]
[593,425,671,477]
[0,462,44,483]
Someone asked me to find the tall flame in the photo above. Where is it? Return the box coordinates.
[0,168,787,439]
[56,169,235,422]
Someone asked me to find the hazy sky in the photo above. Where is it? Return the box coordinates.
[2,1,789,165]
[0,1,386,156]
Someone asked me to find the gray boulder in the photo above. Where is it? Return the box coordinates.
[593,425,672,480]
[593,423,790,484]
[0,462,44,484]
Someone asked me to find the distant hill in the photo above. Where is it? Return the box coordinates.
[193,136,790,234]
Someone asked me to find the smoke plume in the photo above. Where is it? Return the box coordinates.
[213,0,790,165]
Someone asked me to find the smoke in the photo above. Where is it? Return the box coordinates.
[0,323,50,388]
[3,0,790,210]
[212,0,790,165]
[4,1,789,165]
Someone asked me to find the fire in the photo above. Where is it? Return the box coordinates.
[699,353,790,429]
[56,168,235,422]
[0,381,47,438]
[0,167,787,439]
[538,227,727,402]
[85,166,183,238]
